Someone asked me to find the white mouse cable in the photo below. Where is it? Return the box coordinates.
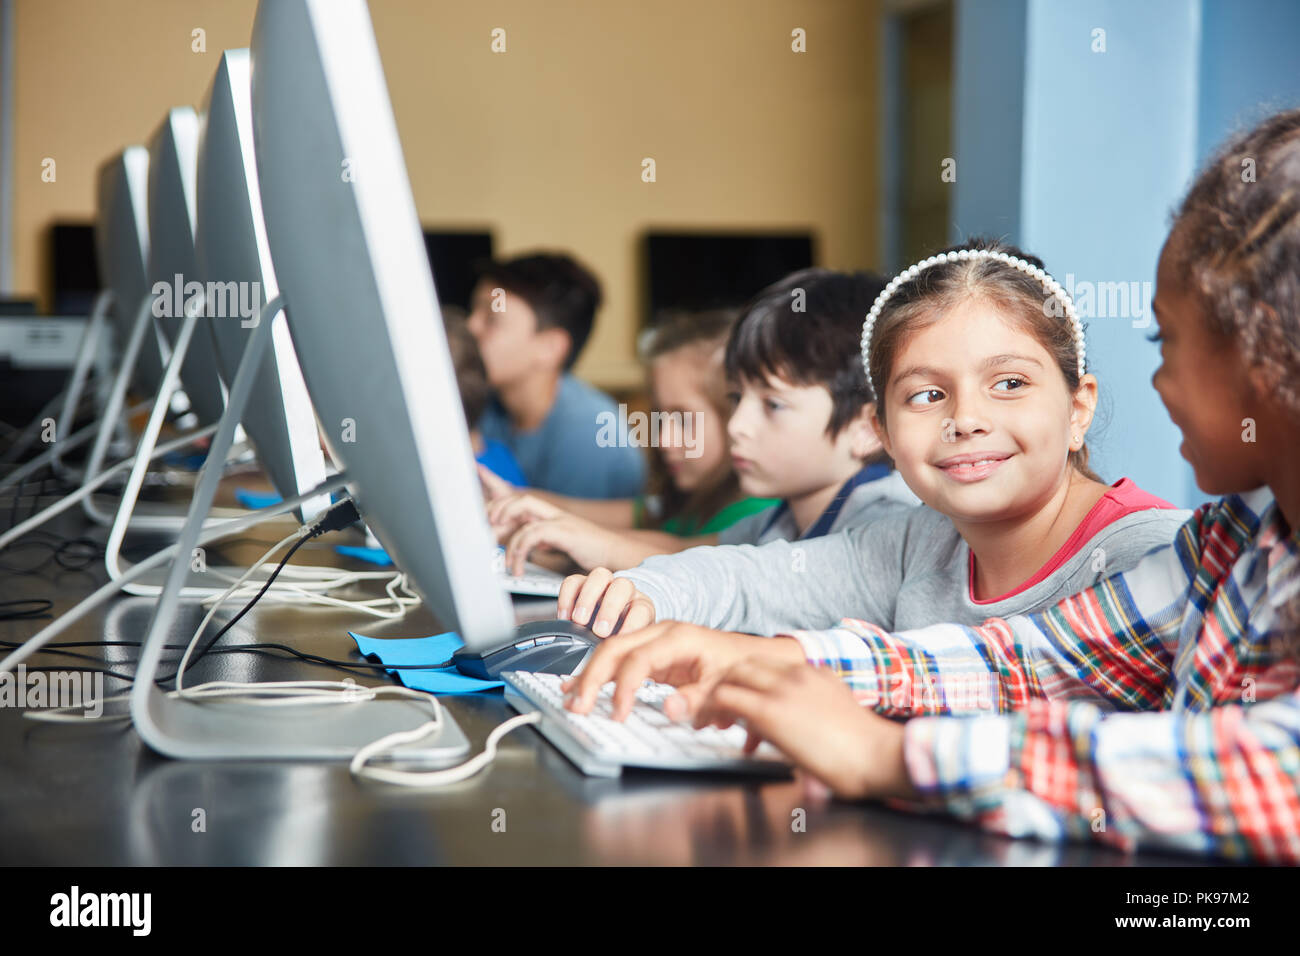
[349,709,542,788]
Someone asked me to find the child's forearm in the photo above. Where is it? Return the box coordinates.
[521,491,637,528]
[611,535,717,564]
[619,532,873,634]
[601,530,719,570]
[786,535,1192,717]
[903,694,1300,862]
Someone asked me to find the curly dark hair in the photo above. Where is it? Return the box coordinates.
[1169,107,1300,657]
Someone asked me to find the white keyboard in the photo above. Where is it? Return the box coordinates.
[503,671,791,778]
[494,548,565,597]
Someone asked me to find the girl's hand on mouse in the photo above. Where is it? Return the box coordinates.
[502,514,622,576]
[693,658,916,801]
[560,621,805,720]
[487,492,563,543]
[556,568,656,637]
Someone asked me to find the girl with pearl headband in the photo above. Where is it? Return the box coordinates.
[557,236,1184,644]
[569,109,1300,862]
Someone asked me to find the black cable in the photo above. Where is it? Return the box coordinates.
[174,533,315,681]
[10,641,453,688]
[53,537,100,570]
[2,497,426,691]
[0,636,453,674]
[0,530,103,575]
[0,538,60,575]
[170,497,363,684]
[20,664,136,684]
[0,599,53,621]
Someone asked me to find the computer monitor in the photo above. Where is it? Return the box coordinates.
[194,49,330,524]
[94,149,169,396]
[49,223,101,315]
[145,107,229,427]
[422,230,493,312]
[643,230,816,326]
[250,0,515,652]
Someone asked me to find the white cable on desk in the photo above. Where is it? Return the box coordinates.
[350,710,542,788]
[11,470,526,785]
[175,680,434,708]
[167,673,536,788]
[20,494,419,724]
[170,528,417,692]
[1,431,421,609]
[201,572,420,619]
[173,527,304,693]
[0,475,350,676]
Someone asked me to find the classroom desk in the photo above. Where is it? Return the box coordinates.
[0,488,1210,867]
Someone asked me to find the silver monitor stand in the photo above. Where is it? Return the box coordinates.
[130,296,469,762]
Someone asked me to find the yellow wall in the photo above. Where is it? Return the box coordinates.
[9,0,880,389]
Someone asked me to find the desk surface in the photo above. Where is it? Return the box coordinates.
[0,484,1204,867]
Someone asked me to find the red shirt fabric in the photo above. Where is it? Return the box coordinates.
[969,477,1179,605]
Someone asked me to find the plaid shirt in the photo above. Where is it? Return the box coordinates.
[784,488,1300,862]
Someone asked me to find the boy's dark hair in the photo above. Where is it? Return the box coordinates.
[475,252,602,370]
[724,267,885,439]
[443,309,489,427]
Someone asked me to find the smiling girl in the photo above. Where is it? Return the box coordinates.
[558,238,1186,642]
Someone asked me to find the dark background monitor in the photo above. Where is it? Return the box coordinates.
[46,224,493,319]
[48,222,102,315]
[422,229,493,312]
[642,230,816,327]
[0,299,39,315]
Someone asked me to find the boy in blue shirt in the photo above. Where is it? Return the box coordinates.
[444,311,526,485]
[467,252,645,499]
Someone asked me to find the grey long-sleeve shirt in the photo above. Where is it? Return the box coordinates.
[617,503,1191,635]
[719,470,919,546]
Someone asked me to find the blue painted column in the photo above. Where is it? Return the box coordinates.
[953,0,1198,506]
[1017,0,1200,507]
[952,0,1300,509]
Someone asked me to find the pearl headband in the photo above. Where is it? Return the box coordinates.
[860,249,1086,397]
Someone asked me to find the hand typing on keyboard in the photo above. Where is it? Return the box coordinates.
[505,669,790,774]
[561,620,807,721]
[488,495,636,577]
[685,656,917,801]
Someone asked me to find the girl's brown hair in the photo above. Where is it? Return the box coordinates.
[637,308,741,530]
[1170,108,1300,655]
[866,237,1100,482]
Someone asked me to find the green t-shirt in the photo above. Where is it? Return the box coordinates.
[657,497,782,538]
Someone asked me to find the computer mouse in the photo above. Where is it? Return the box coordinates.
[451,619,597,680]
